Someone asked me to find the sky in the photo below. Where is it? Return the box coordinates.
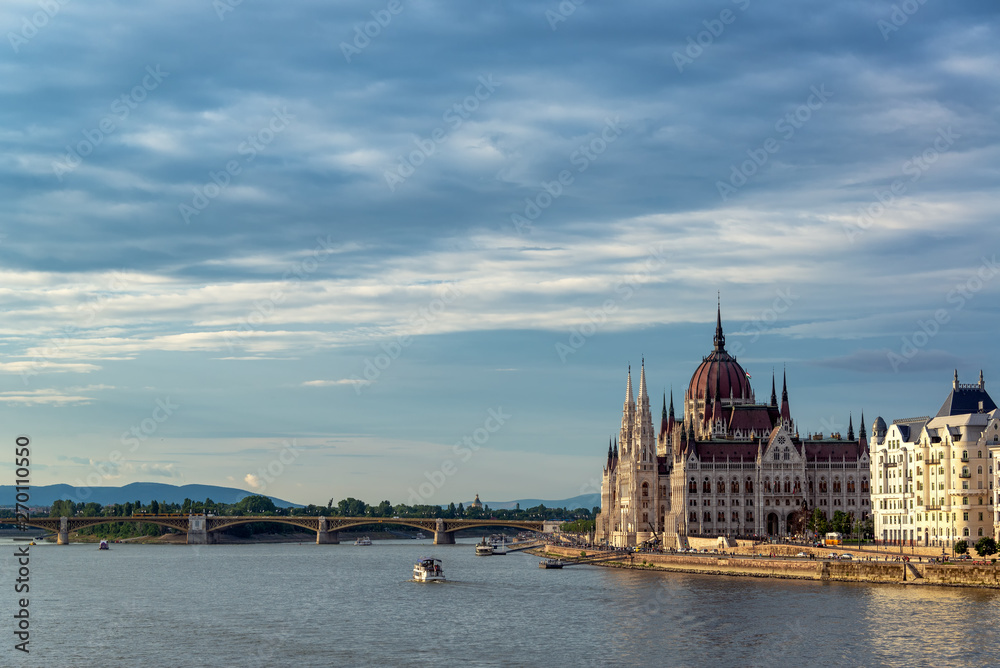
[0,0,998,507]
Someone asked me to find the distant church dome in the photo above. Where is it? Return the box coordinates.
[687,306,752,402]
[470,493,483,509]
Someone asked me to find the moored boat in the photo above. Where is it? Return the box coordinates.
[413,557,444,581]
[354,536,372,546]
[475,537,493,556]
[539,559,563,569]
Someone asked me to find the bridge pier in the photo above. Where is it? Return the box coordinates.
[433,531,455,545]
[316,517,339,544]
[187,514,213,545]
[57,517,69,545]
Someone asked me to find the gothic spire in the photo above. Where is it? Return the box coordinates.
[625,365,634,405]
[847,413,854,441]
[770,369,777,407]
[713,293,726,352]
[780,367,791,423]
[638,358,648,401]
[859,412,867,437]
[669,389,675,420]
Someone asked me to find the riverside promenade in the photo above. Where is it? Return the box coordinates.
[538,545,1000,589]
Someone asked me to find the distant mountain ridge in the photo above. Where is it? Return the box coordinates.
[478,493,599,511]
[0,482,301,508]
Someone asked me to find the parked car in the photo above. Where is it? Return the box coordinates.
[827,553,839,559]
[795,552,808,557]
[839,554,853,560]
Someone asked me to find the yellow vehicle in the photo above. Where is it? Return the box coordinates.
[824,532,843,546]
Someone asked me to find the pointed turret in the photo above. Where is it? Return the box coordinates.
[713,294,726,352]
[668,389,676,433]
[660,393,669,435]
[626,365,634,405]
[847,413,854,441]
[980,369,985,388]
[780,368,791,423]
[859,412,868,451]
[954,369,959,388]
[638,358,648,402]
[770,370,777,407]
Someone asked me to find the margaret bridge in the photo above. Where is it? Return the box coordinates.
[19,515,546,545]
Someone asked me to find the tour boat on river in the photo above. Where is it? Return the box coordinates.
[491,536,507,555]
[538,559,563,569]
[413,558,444,582]
[99,540,110,550]
[475,538,494,556]
[354,536,372,546]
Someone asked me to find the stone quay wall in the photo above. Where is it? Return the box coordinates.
[539,546,1000,589]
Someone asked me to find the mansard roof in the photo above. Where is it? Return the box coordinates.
[936,384,996,417]
[802,440,865,462]
[692,441,761,460]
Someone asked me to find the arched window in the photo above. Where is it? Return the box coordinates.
[978,466,983,475]
[783,480,791,493]
[979,528,984,536]
[703,477,711,493]
[963,527,970,536]
[717,511,725,522]
[847,479,856,493]
[642,482,649,497]
[746,478,753,493]
[732,511,739,522]
[689,478,697,494]
[833,479,842,493]
[731,478,739,494]
[783,447,790,461]
[717,478,725,493]
[861,479,869,492]
[704,511,712,523]
[773,449,780,461]
[689,512,697,523]
[793,479,801,494]
[746,511,754,522]
[819,479,828,493]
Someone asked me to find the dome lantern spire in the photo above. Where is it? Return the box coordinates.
[713,293,726,352]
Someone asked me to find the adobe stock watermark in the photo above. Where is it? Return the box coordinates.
[843,127,959,244]
[179,106,293,224]
[244,439,304,493]
[20,270,132,385]
[406,407,511,505]
[672,0,751,73]
[67,397,180,502]
[555,245,667,362]
[339,0,404,62]
[7,0,70,53]
[545,0,586,31]
[727,288,798,357]
[224,235,342,351]
[384,75,501,192]
[350,284,462,393]
[509,116,626,234]
[877,0,931,41]
[887,255,999,372]
[717,84,832,201]
[51,65,169,181]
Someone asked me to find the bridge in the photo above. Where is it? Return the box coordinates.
[18,516,545,545]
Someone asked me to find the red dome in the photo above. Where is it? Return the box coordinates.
[688,351,752,401]
[688,304,752,401]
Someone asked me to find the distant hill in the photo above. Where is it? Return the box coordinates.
[480,493,600,511]
[0,482,301,508]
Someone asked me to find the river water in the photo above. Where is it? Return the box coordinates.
[2,538,998,667]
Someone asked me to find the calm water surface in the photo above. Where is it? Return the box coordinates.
[2,539,999,667]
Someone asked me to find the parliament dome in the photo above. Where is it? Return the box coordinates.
[687,307,752,402]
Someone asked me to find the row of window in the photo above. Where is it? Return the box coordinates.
[687,477,869,494]
[689,511,754,523]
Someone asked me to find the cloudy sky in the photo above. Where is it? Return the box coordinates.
[0,0,997,506]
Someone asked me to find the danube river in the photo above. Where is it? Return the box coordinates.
[2,538,998,667]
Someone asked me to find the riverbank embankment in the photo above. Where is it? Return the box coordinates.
[536,545,1000,589]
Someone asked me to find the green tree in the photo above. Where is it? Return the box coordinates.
[150,500,160,514]
[974,536,998,558]
[954,539,968,555]
[237,495,277,514]
[806,509,828,535]
[373,500,393,517]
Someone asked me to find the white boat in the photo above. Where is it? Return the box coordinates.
[354,536,372,546]
[413,557,444,581]
[414,532,426,540]
[99,540,109,550]
[475,538,493,556]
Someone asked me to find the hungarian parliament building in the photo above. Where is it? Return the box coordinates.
[595,306,872,548]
